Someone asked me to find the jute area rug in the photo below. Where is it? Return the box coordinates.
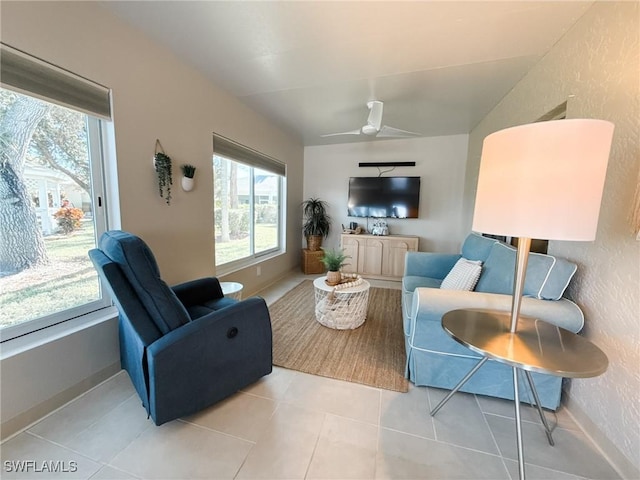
[269,280,409,392]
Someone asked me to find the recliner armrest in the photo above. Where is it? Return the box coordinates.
[149,296,271,355]
[146,296,273,424]
[410,287,584,333]
[171,277,224,307]
[404,252,461,279]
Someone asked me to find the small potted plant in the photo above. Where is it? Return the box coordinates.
[181,164,196,192]
[321,248,350,286]
[154,152,173,205]
[302,198,331,251]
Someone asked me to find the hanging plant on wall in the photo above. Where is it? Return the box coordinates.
[153,140,172,205]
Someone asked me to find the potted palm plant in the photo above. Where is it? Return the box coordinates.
[302,198,331,251]
[321,248,349,285]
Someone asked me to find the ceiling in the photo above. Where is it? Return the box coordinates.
[101,1,593,146]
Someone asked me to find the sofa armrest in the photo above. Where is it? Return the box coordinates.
[404,252,461,279]
[410,287,584,333]
[171,277,224,307]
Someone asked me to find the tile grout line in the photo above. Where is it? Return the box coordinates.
[232,398,284,480]
[303,412,326,480]
[373,386,383,480]
[476,394,513,479]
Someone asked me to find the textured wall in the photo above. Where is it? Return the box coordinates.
[465,2,639,475]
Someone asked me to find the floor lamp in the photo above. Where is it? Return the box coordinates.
[430,118,614,480]
[473,118,615,333]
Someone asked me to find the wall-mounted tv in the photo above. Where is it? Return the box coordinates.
[347,176,421,218]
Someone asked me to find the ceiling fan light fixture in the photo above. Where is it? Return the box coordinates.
[361,124,378,135]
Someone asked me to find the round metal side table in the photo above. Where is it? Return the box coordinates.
[430,308,608,480]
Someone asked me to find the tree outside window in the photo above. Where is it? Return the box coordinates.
[0,88,108,335]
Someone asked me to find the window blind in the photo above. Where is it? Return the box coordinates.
[213,134,286,177]
[0,43,111,120]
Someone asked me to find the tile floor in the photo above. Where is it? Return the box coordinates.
[1,274,621,480]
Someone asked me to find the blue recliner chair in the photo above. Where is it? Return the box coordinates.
[89,230,272,425]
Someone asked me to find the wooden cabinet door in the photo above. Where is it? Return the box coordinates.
[382,239,413,277]
[361,239,384,275]
[341,235,359,274]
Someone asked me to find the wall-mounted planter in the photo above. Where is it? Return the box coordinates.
[181,176,195,192]
[180,164,196,192]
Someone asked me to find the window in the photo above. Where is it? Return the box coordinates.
[0,44,112,341]
[213,135,285,271]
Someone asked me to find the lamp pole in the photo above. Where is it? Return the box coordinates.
[510,237,532,333]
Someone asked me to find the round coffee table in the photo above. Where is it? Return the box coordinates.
[312,276,370,329]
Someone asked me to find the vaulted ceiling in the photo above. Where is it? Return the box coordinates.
[101,1,593,146]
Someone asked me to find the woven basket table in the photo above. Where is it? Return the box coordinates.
[312,276,370,329]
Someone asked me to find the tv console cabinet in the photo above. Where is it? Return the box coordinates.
[340,233,419,281]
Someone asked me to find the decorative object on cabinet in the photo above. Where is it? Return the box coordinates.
[342,222,364,234]
[320,248,350,286]
[153,139,172,205]
[302,197,331,251]
[341,233,418,280]
[180,163,196,192]
[370,219,389,236]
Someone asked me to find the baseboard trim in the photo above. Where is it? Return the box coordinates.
[1,362,121,441]
[564,393,640,479]
[245,266,301,298]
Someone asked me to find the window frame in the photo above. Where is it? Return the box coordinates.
[213,153,286,275]
[0,45,115,343]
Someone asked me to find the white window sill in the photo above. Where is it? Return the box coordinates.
[215,249,285,277]
[0,306,118,360]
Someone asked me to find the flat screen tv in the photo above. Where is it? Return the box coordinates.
[347,176,420,218]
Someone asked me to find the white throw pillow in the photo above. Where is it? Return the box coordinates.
[440,258,483,291]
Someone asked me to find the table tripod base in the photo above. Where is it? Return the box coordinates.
[429,359,556,480]
[429,357,488,417]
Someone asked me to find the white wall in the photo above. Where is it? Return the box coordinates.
[304,135,469,255]
[465,3,639,477]
[0,1,304,437]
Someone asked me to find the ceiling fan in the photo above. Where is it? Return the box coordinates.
[321,101,421,139]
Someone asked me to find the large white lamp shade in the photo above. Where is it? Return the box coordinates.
[473,119,615,241]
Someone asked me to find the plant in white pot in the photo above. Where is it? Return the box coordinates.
[321,248,350,286]
[181,164,196,192]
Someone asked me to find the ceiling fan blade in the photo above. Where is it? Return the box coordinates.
[377,125,421,138]
[320,129,362,137]
[366,101,384,130]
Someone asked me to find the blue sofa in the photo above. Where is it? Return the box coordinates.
[402,233,584,410]
[89,230,272,425]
